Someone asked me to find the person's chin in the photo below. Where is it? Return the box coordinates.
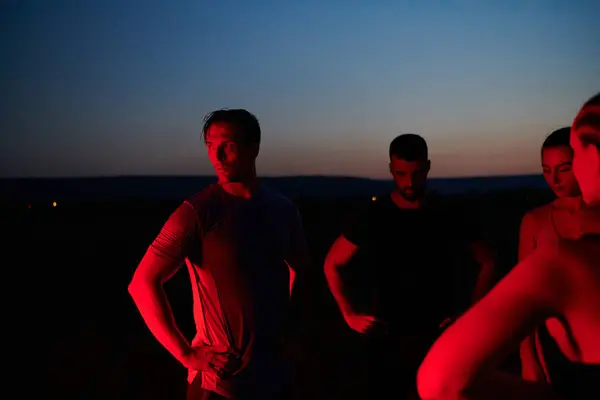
[553,188,567,197]
[401,191,420,201]
[216,171,231,181]
[218,173,241,183]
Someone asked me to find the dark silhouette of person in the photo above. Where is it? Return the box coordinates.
[417,92,600,400]
[324,133,496,398]
[128,109,310,399]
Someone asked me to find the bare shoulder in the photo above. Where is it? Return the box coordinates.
[524,203,552,225]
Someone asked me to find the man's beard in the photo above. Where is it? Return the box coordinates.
[398,187,424,202]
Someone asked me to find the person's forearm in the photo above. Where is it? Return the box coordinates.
[129,281,192,364]
[324,263,356,316]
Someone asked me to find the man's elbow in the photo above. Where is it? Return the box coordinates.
[128,273,156,301]
[128,276,144,300]
[323,258,341,282]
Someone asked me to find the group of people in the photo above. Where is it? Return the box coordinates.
[128,92,600,399]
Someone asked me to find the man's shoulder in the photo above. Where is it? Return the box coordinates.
[260,185,296,210]
[183,184,223,214]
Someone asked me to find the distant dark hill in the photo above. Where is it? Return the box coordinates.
[1,174,547,203]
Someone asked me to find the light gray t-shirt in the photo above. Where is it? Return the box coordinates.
[143,183,306,398]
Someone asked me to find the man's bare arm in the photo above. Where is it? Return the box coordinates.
[323,234,360,316]
[128,202,196,366]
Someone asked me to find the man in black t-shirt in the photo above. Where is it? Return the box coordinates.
[324,134,496,398]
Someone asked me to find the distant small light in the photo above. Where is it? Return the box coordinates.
[371,196,377,201]
[52,202,57,207]
[28,204,32,209]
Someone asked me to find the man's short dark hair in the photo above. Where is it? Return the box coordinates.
[389,133,428,161]
[202,109,261,146]
[542,127,571,150]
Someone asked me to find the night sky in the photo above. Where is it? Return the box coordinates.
[2,0,599,178]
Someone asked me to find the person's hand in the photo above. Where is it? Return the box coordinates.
[181,344,241,378]
[343,313,386,335]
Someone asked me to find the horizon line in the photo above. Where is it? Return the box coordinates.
[1,173,543,181]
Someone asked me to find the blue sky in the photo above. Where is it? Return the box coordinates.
[1,0,599,178]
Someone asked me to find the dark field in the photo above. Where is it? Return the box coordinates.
[11,187,553,399]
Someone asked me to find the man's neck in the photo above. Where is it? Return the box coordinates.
[390,190,424,210]
[219,177,259,199]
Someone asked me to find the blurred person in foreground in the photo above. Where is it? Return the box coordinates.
[324,133,496,398]
[417,92,600,400]
[518,127,585,382]
[128,109,310,399]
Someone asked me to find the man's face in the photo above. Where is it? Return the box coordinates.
[541,146,580,198]
[389,156,430,202]
[205,122,258,183]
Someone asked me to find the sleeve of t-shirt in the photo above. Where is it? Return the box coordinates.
[144,201,199,265]
[342,203,373,247]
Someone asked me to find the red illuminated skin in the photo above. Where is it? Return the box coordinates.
[542,145,581,200]
[324,156,496,334]
[417,96,600,400]
[128,120,310,398]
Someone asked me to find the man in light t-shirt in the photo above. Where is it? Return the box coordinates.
[128,109,310,399]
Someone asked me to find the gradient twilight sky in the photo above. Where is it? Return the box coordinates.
[1,1,599,179]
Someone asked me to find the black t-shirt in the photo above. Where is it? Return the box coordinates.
[343,194,480,333]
